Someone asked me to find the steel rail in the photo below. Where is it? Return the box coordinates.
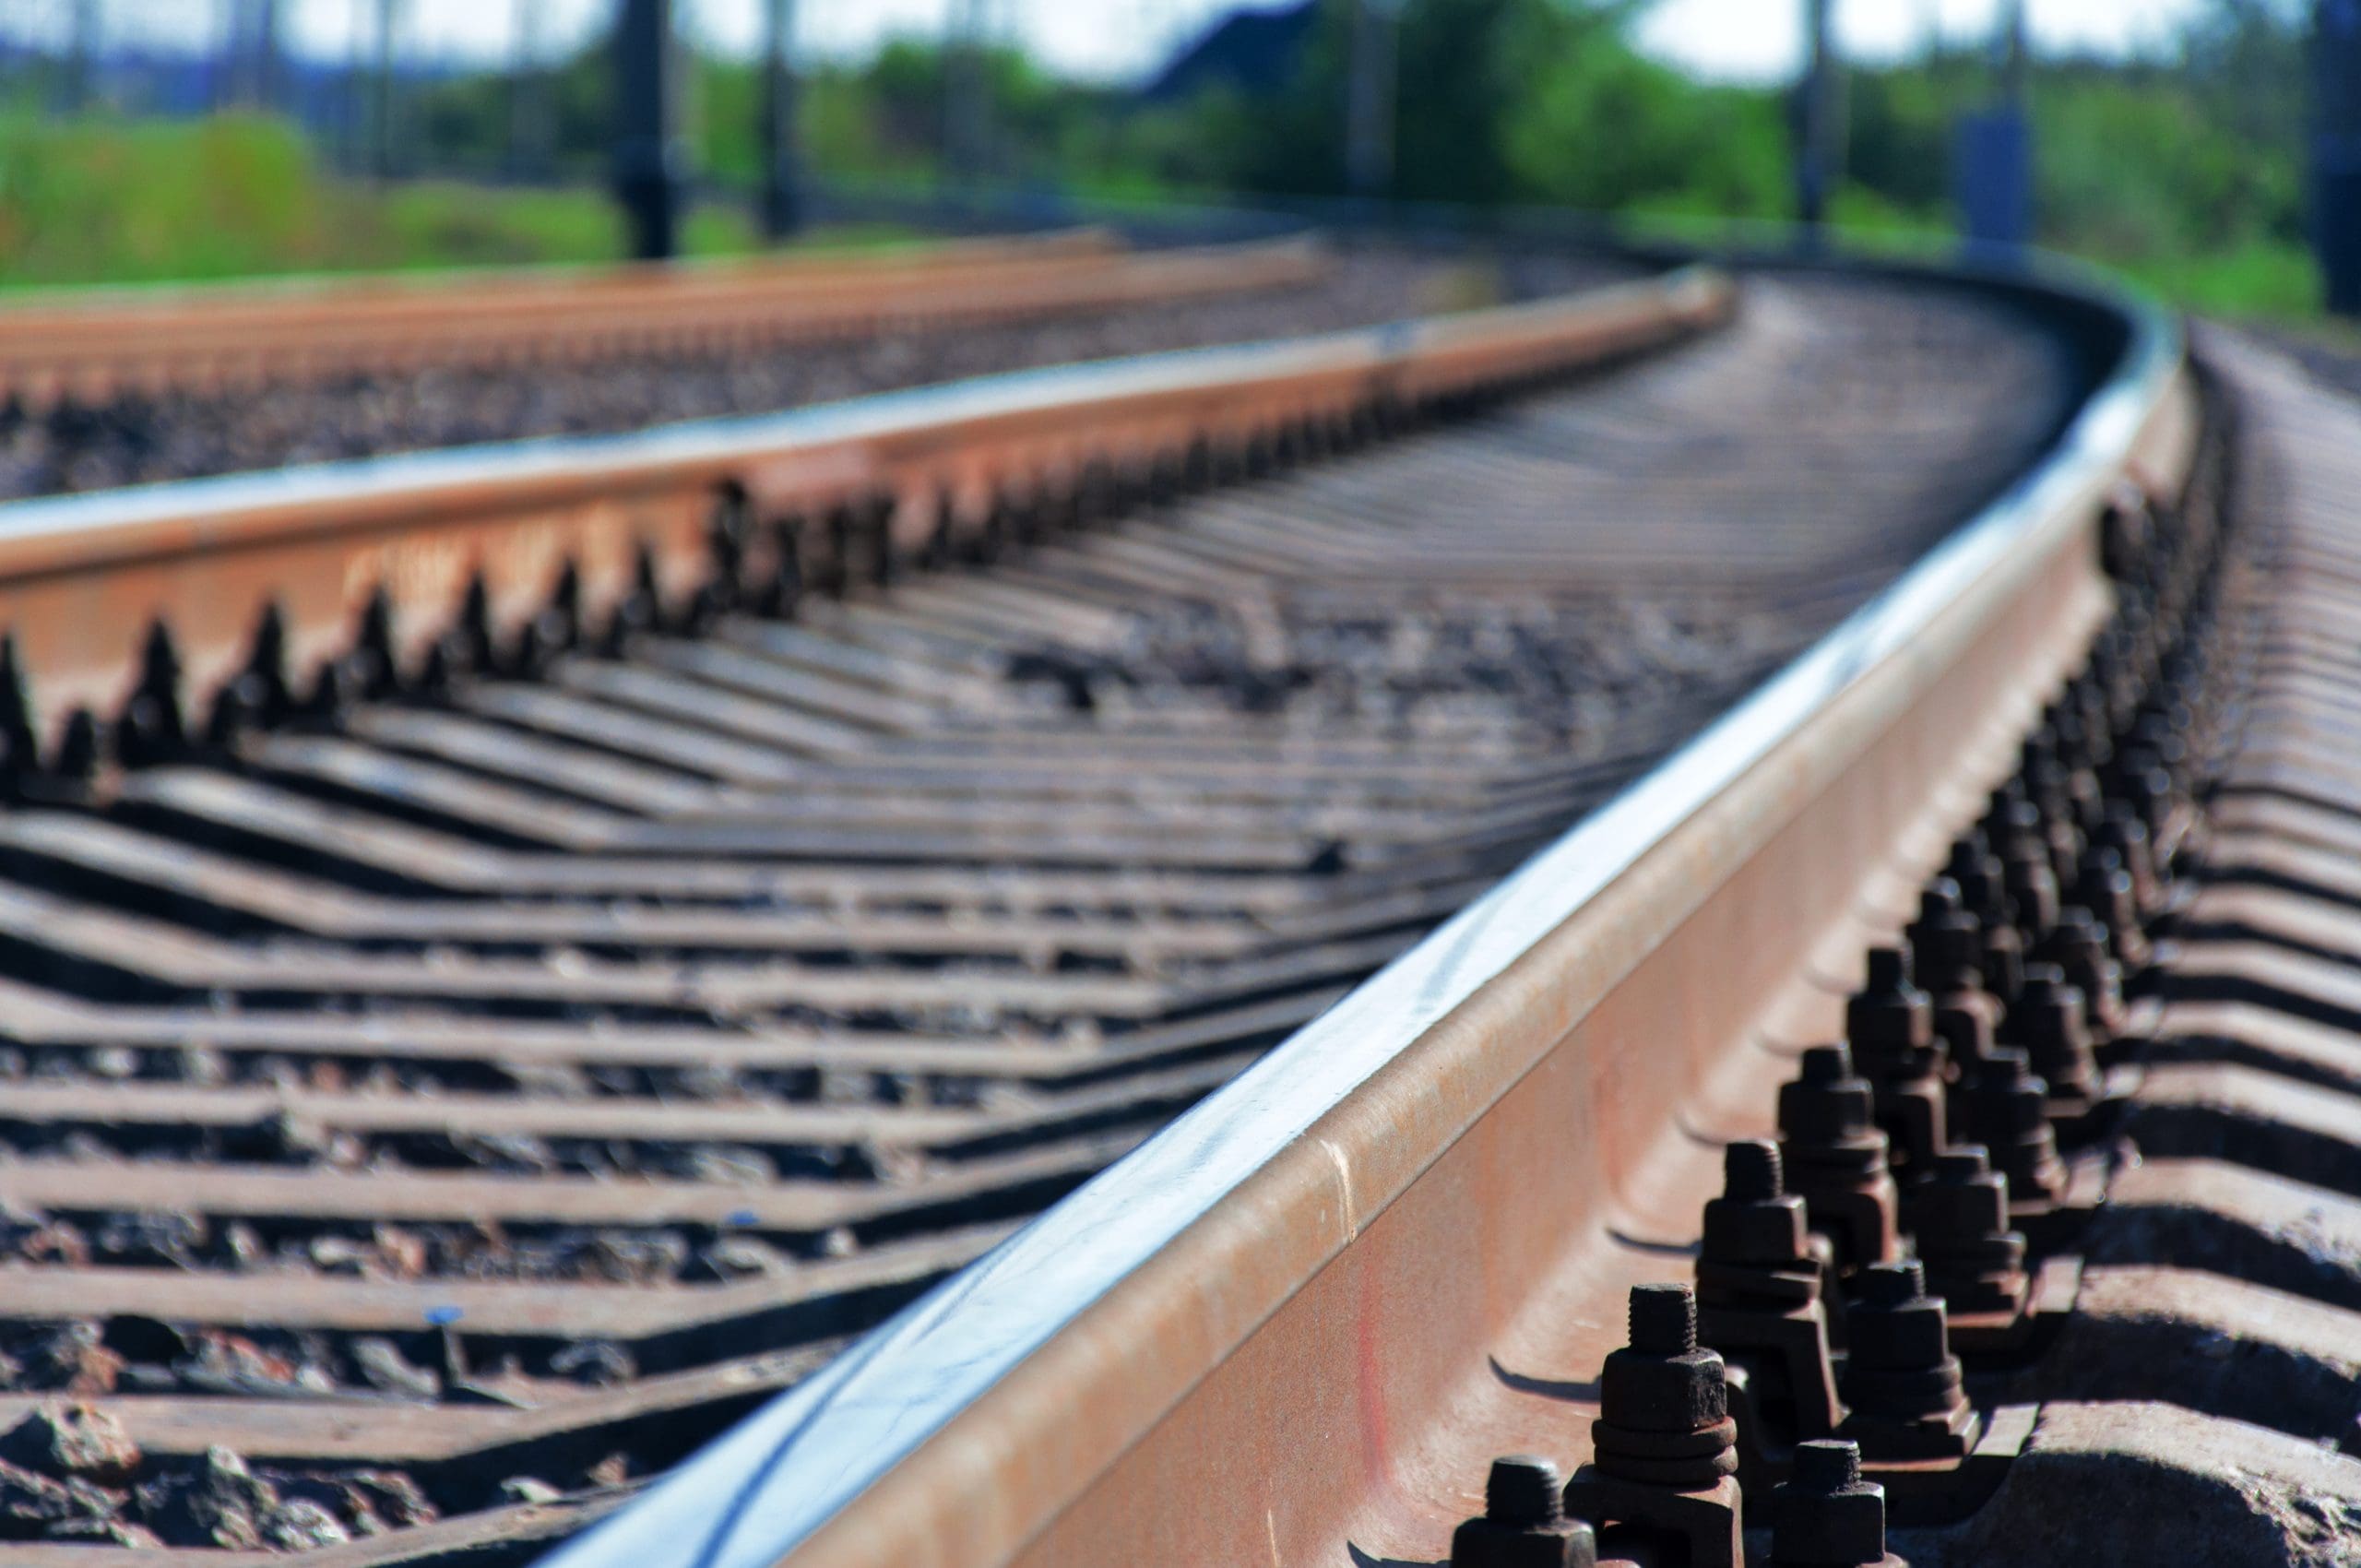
[0,232,1323,407]
[0,265,1731,765]
[538,262,2192,1568]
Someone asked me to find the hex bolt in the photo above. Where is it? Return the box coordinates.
[1697,1141,1845,1442]
[1958,1047,2066,1206]
[1630,1283,1698,1356]
[1845,946,1947,1176]
[1837,1261,1978,1461]
[1772,1440,1889,1567]
[2003,963,2100,1109]
[1450,1456,1597,1568]
[2111,748,2178,840]
[1910,887,2002,1073]
[1567,1285,1744,1568]
[1944,833,2024,1004]
[1845,948,1934,1080]
[1900,1145,2029,1320]
[2000,848,2061,948]
[1904,879,1967,990]
[2075,845,2151,968]
[1987,785,2067,939]
[1777,1045,1900,1270]
[1701,1139,1810,1275]
[1591,1284,1735,1485]
[2095,805,2163,917]
[2040,906,2127,1042]
[2020,724,2068,796]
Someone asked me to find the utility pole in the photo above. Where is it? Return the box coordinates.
[64,0,98,113]
[1795,0,1843,230]
[374,0,403,181]
[2318,0,2361,315]
[943,0,989,185]
[613,0,684,261]
[760,0,802,238]
[255,0,280,112]
[1344,0,1398,201]
[509,0,554,181]
[2001,0,2028,113]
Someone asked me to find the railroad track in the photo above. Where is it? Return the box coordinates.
[537,276,2361,1568]
[0,237,1566,502]
[0,231,1304,408]
[0,235,2351,1568]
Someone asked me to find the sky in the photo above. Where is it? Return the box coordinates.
[23,0,2216,84]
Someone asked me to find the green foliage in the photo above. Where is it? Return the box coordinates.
[0,0,2334,317]
[1501,40,1786,216]
[0,113,881,289]
[0,113,319,284]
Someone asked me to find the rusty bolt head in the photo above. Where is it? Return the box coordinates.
[1724,1138,1783,1202]
[1919,913,1987,996]
[1703,1140,1809,1266]
[1847,1262,1950,1369]
[1845,948,1932,1081]
[1905,1145,2026,1271]
[2075,849,2142,942]
[2001,852,2060,943]
[1905,878,1962,964]
[2045,906,2126,1033]
[2095,808,2157,899]
[2010,964,2096,1098]
[1913,1146,2010,1239]
[1451,1456,1597,1568]
[1944,834,2013,928]
[1962,1048,2065,1201]
[1779,1046,1878,1146]
[1773,1440,1887,1567]
[2046,907,2109,970]
[1631,1283,1697,1354]
[1601,1285,1727,1432]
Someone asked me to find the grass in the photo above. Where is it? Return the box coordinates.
[0,112,909,292]
[0,109,2341,329]
[2084,237,2325,325]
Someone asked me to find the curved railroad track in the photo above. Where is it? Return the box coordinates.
[0,232,2351,1568]
[0,236,1625,501]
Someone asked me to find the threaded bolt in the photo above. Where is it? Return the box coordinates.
[1856,1261,1925,1308]
[1799,1044,1853,1084]
[1792,1439,1862,1493]
[1486,1456,1563,1526]
[1724,1138,1784,1202]
[1630,1283,1697,1355]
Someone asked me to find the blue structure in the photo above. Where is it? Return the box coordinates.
[1955,111,2033,255]
[2319,0,2361,315]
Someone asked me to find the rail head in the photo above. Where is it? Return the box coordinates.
[536,260,2189,1568]
[0,263,1729,766]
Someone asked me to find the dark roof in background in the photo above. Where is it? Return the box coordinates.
[1143,2,1318,102]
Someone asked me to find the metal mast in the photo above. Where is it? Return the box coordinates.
[613,0,684,261]
[1344,0,1398,200]
[761,0,802,237]
[2318,0,2361,314]
[1795,0,1843,229]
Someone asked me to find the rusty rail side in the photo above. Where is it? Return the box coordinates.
[0,266,1730,765]
[0,234,1329,408]
[534,267,2189,1568]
